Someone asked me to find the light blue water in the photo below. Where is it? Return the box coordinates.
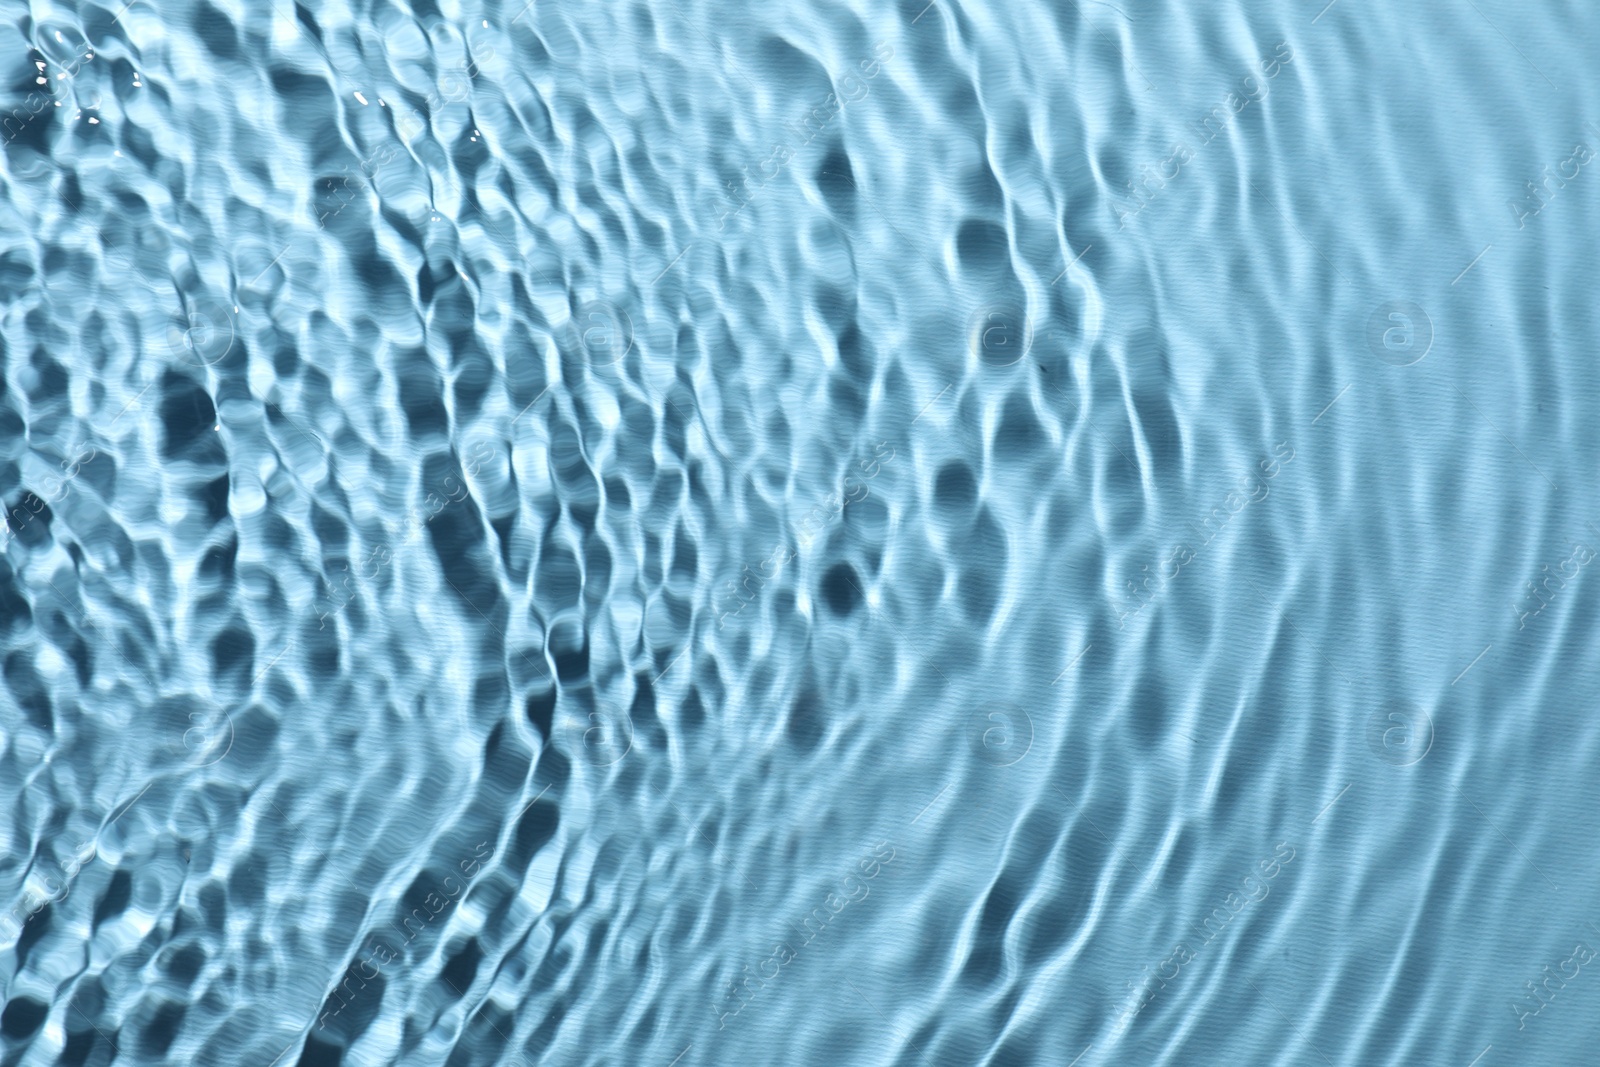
[3,1,1600,1064]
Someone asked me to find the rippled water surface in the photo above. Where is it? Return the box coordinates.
[4,1,1600,1064]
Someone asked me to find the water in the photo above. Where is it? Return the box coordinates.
[2,1,1600,1064]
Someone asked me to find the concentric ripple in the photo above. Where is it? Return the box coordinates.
[4,2,1600,1066]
